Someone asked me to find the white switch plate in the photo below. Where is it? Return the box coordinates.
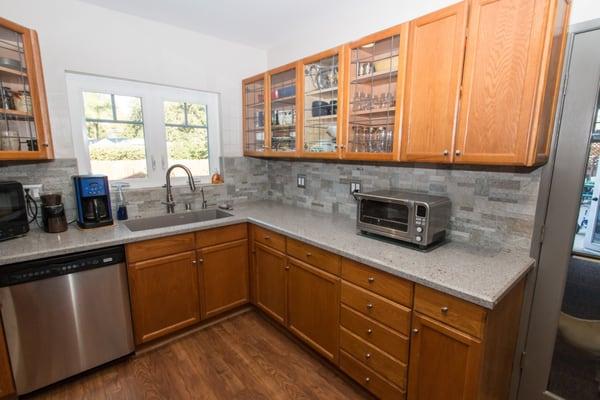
[23,184,43,199]
[297,174,306,188]
[350,181,361,194]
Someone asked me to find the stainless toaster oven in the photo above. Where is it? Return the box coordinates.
[0,181,29,242]
[354,190,451,248]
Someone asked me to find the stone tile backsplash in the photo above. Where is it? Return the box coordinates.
[266,160,541,251]
[0,156,540,251]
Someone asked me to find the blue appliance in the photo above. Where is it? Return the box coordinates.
[73,175,113,229]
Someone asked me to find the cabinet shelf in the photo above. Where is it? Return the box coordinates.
[305,86,338,96]
[351,69,398,85]
[0,108,33,119]
[350,107,395,116]
[0,65,27,78]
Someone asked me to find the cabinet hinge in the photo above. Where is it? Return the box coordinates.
[519,351,527,370]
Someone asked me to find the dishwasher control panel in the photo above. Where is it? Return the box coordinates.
[0,246,125,287]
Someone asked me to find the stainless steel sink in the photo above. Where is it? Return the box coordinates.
[123,209,233,232]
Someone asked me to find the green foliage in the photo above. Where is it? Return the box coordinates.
[166,127,208,159]
[90,147,146,161]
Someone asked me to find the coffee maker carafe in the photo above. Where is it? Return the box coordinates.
[73,175,113,229]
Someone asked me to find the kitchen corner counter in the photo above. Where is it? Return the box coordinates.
[0,201,534,309]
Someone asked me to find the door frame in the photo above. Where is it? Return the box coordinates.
[516,18,600,400]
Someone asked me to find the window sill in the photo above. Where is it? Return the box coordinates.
[115,178,224,192]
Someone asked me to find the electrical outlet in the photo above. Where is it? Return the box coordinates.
[350,181,361,194]
[23,184,43,199]
[297,174,306,188]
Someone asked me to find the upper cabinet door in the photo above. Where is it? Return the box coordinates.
[0,17,53,160]
[343,25,408,161]
[300,48,343,158]
[455,0,564,165]
[243,74,268,156]
[400,3,467,163]
[268,63,300,156]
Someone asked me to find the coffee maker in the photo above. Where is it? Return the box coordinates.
[73,175,113,229]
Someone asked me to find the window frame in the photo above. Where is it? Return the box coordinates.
[66,72,221,188]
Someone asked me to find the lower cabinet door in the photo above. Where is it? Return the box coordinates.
[0,322,14,399]
[128,251,200,344]
[254,242,287,324]
[199,239,249,319]
[407,313,482,400]
[287,258,340,362]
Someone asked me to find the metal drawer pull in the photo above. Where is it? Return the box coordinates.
[365,377,371,383]
[367,328,373,335]
[367,277,375,283]
[365,353,371,359]
[441,306,449,314]
[413,328,419,334]
[366,303,374,310]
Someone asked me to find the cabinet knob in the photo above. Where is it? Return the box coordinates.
[441,306,449,314]
[264,236,271,240]
[366,303,374,310]
[198,258,204,263]
[365,353,371,359]
[413,328,419,334]
[367,328,373,335]
[192,260,197,264]
[455,150,462,156]
[365,377,371,383]
[285,266,290,271]
[306,252,312,257]
[443,149,449,156]
[367,276,375,283]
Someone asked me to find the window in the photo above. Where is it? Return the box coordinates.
[66,73,221,187]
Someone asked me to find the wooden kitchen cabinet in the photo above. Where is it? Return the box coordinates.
[400,2,467,163]
[407,313,482,400]
[0,321,14,399]
[454,0,571,166]
[127,251,200,345]
[267,62,300,156]
[287,257,340,362]
[243,73,268,156]
[254,242,288,325]
[198,239,249,319]
[0,17,53,160]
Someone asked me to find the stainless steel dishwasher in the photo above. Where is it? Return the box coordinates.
[0,246,135,395]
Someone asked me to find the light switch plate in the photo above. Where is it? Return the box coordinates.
[350,181,361,194]
[297,174,306,189]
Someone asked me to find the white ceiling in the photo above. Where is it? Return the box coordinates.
[78,0,427,51]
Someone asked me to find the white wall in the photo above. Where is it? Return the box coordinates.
[570,0,600,25]
[1,0,267,158]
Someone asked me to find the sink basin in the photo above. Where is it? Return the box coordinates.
[124,209,233,232]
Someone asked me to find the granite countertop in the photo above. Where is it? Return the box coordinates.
[0,201,534,309]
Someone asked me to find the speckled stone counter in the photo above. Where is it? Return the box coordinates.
[0,201,534,309]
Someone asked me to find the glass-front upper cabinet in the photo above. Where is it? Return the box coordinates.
[343,25,407,160]
[268,64,298,155]
[243,74,267,155]
[300,48,343,158]
[0,17,52,160]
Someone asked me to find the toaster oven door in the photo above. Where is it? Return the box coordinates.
[358,198,413,239]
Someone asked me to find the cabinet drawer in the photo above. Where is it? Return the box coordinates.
[414,285,487,338]
[341,281,411,333]
[340,305,409,362]
[253,225,286,253]
[196,223,247,248]
[126,233,195,263]
[342,258,413,306]
[340,350,405,400]
[340,327,407,389]
[287,238,340,275]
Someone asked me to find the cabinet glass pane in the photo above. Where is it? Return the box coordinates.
[0,25,37,152]
[270,68,296,152]
[348,35,399,154]
[303,54,339,153]
[244,79,265,153]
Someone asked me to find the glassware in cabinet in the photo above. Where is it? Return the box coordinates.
[0,18,52,160]
[301,49,342,157]
[243,75,266,155]
[343,26,406,160]
[269,66,298,154]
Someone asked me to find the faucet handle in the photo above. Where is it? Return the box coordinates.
[185,203,193,211]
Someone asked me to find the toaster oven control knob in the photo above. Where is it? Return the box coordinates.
[416,226,423,233]
[415,235,423,242]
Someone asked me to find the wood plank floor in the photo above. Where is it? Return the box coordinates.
[28,310,372,400]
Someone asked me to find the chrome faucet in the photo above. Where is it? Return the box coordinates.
[164,164,196,214]
[200,187,208,209]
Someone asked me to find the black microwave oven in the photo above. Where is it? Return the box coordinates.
[0,181,29,241]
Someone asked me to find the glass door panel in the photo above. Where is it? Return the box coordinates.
[302,53,339,154]
[347,33,400,157]
[0,25,37,152]
[269,68,297,153]
[243,77,266,154]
